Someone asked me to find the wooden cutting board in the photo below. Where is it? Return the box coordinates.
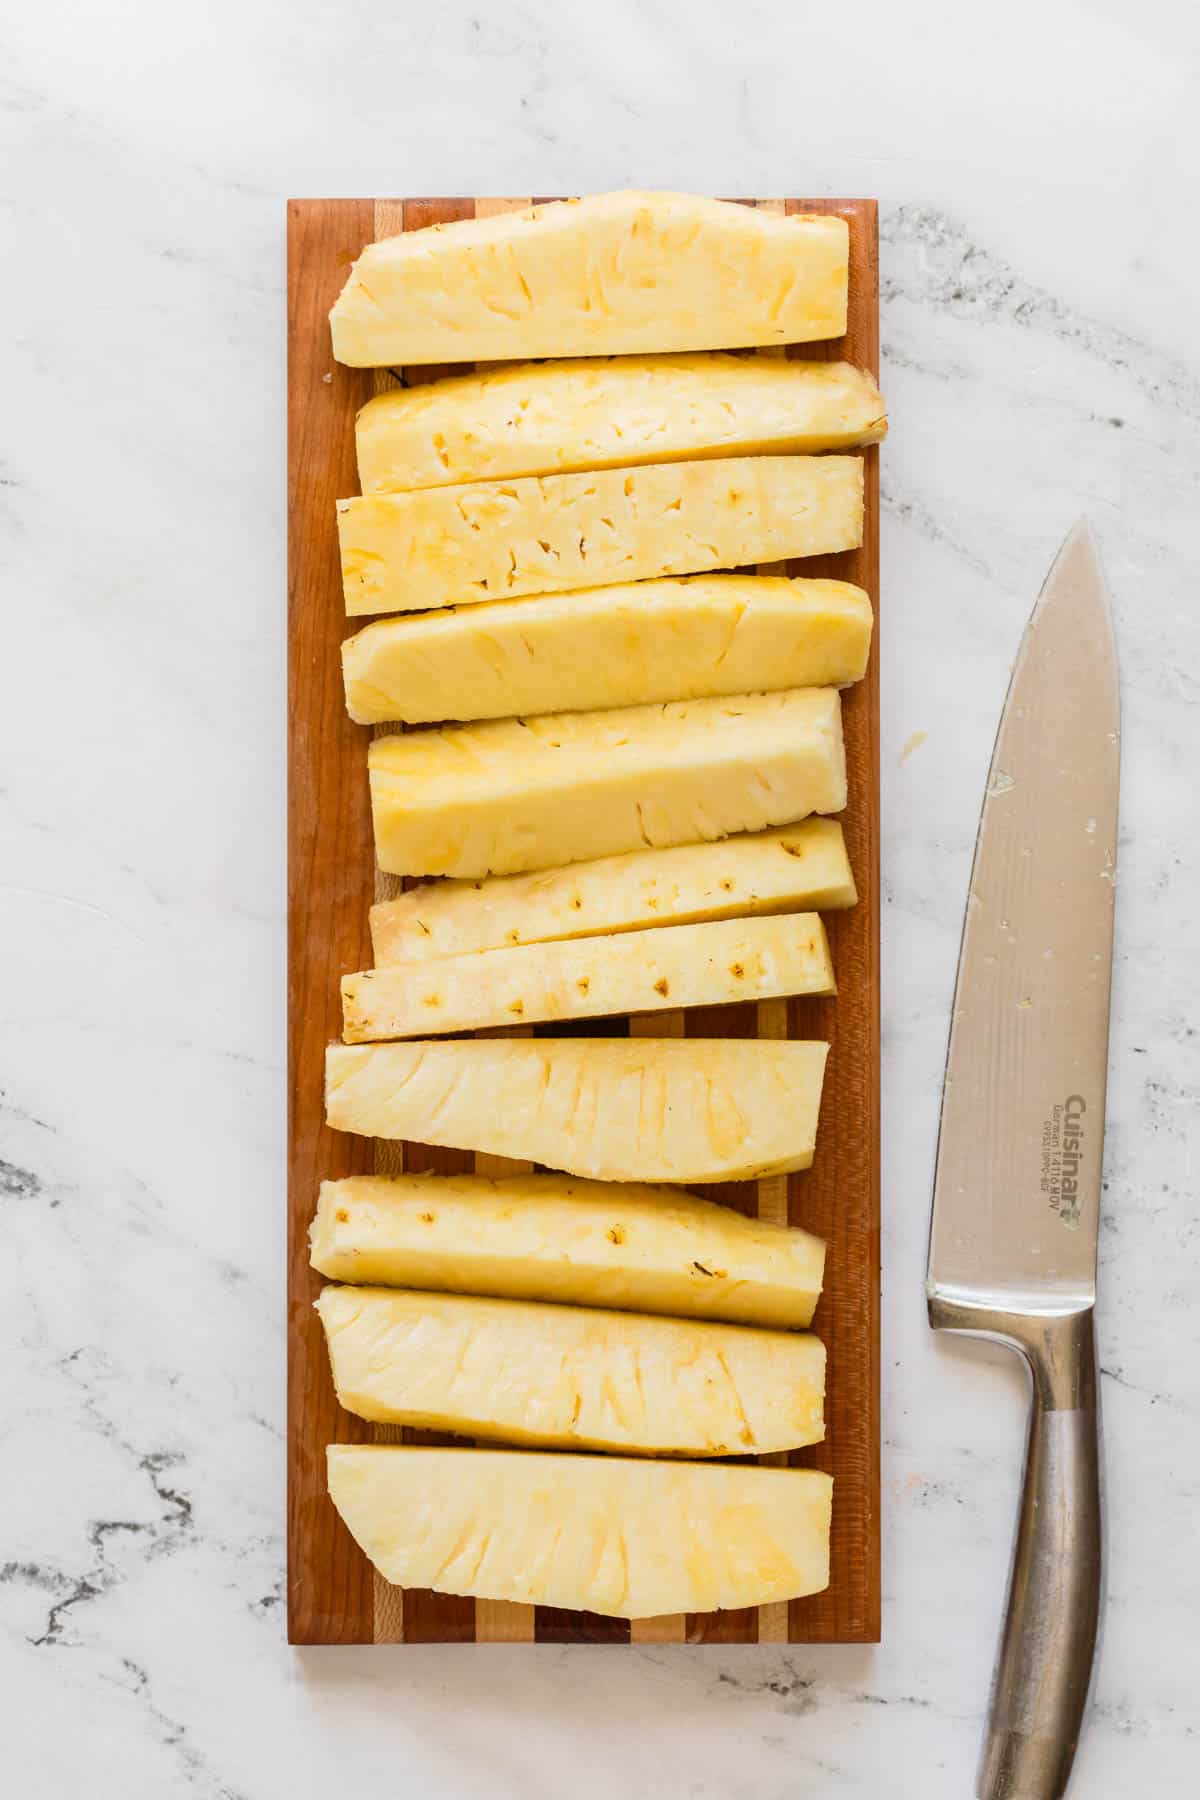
[287,196,880,1645]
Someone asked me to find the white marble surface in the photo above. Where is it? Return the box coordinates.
[3,1,1199,1793]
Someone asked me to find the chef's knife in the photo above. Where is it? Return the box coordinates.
[927,522,1118,1799]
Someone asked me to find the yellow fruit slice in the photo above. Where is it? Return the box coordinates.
[341,912,835,1041]
[369,820,855,966]
[325,1036,829,1184]
[317,1285,825,1456]
[355,353,885,492]
[369,687,846,879]
[329,192,847,366]
[341,576,872,724]
[337,455,864,617]
[327,1446,833,1617]
[310,1172,825,1328]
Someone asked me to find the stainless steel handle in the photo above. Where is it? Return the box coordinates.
[929,1302,1103,1799]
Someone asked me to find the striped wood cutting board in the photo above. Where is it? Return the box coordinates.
[287,194,880,1644]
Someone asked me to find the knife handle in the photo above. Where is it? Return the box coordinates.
[931,1302,1103,1799]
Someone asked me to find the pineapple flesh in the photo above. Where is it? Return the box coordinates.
[355,353,885,493]
[341,912,835,1041]
[327,1446,833,1617]
[325,1036,829,1184]
[337,455,864,616]
[316,1284,825,1456]
[368,687,846,879]
[329,192,848,366]
[319,186,860,1630]
[369,820,856,966]
[341,575,873,725]
[310,1172,826,1328]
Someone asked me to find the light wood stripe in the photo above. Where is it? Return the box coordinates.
[753,200,789,362]
[367,204,409,1642]
[472,1028,538,1646]
[752,197,793,1649]
[473,1597,536,1642]
[755,1147,793,1655]
[757,993,792,1643]
[754,998,791,1227]
[371,826,405,1639]
[473,196,536,372]
[627,1009,689,1646]
[474,198,534,218]
[757,1611,791,1642]
[639,209,786,1646]
[464,197,540,1648]
[370,199,408,398]
[373,200,408,243]
[372,1416,408,1640]
[367,195,532,1645]
[631,1611,692,1644]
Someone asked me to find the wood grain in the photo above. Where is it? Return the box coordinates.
[365,199,409,1648]
[466,198,539,1650]
[287,195,880,1645]
[627,1008,688,1648]
[287,198,376,1646]
[752,199,795,1651]
[783,199,881,1646]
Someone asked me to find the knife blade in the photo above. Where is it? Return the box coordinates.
[928,521,1119,1800]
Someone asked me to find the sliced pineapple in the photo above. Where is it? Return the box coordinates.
[310,1172,825,1327]
[317,1285,824,1456]
[370,820,855,966]
[355,353,885,493]
[342,912,834,1041]
[327,1446,833,1617]
[341,576,873,724]
[338,455,864,616]
[369,687,845,879]
[330,192,847,366]
[325,1036,828,1184]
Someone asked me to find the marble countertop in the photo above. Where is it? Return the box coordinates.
[3,2,1198,1794]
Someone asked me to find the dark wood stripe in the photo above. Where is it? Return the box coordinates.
[535,1015,632,1037]
[784,198,881,1646]
[535,1607,632,1644]
[685,1606,759,1644]
[287,197,379,1646]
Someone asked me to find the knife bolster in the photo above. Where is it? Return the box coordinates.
[926,1297,1097,1412]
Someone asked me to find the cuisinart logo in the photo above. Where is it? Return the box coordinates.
[1040,1094,1087,1228]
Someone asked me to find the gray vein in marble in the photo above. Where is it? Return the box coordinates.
[114,1656,254,1800]
[715,1660,939,1717]
[882,206,1200,418]
[14,1447,193,1650]
[717,1663,818,1709]
[879,474,991,574]
[0,1092,53,1131]
[1100,1363,1192,1413]
[0,1155,44,1198]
